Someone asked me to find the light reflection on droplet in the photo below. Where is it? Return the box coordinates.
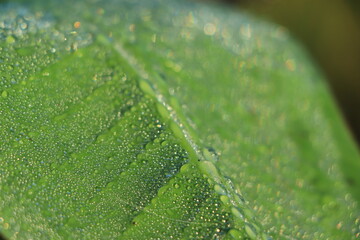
[204,22,216,36]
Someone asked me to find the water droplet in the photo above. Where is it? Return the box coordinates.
[1,91,8,98]
[204,22,217,36]
[245,223,258,239]
[20,22,28,30]
[156,103,171,122]
[214,184,226,195]
[139,80,156,97]
[3,223,9,230]
[231,207,244,220]
[243,207,255,220]
[16,46,35,56]
[234,193,245,205]
[220,195,231,206]
[261,233,272,240]
[229,229,243,239]
[180,163,191,173]
[198,161,221,183]
[66,217,80,227]
[6,35,16,44]
[145,142,154,150]
[203,147,219,163]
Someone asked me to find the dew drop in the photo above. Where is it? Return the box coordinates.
[198,161,221,183]
[229,229,243,239]
[6,35,16,44]
[245,223,258,239]
[231,207,244,220]
[214,184,226,195]
[139,80,156,97]
[243,207,255,220]
[261,233,272,240]
[220,195,231,206]
[204,22,217,36]
[1,91,8,98]
[203,147,219,163]
[180,163,191,173]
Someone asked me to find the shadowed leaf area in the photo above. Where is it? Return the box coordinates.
[0,0,359,239]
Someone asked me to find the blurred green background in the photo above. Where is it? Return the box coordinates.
[202,0,360,146]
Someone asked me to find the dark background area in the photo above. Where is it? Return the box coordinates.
[201,0,360,147]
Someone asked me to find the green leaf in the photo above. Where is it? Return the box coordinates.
[0,0,359,239]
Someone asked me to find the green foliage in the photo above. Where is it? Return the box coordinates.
[0,0,359,239]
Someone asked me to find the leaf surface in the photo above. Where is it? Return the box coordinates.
[0,0,359,239]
